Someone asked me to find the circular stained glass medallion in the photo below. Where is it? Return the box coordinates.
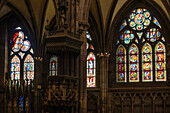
[128,8,151,30]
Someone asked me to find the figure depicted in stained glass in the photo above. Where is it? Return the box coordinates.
[24,54,34,84]
[118,8,167,83]
[142,43,152,82]
[87,52,96,87]
[11,55,20,80]
[49,56,58,76]
[116,45,126,82]
[155,42,166,81]
[129,44,139,82]
[11,27,34,85]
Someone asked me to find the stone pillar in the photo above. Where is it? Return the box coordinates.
[79,31,87,113]
[99,53,109,113]
[34,58,43,113]
[0,21,7,113]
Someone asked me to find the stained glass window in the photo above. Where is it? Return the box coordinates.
[142,43,152,82]
[146,28,161,42]
[86,31,96,87]
[116,8,166,83]
[155,42,166,81]
[11,55,20,80]
[87,52,96,87]
[49,56,58,76]
[116,45,126,82]
[128,8,151,30]
[129,44,139,82]
[120,30,134,44]
[24,54,34,83]
[10,27,34,84]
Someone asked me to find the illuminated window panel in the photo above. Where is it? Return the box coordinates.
[120,30,134,44]
[119,20,127,31]
[24,54,34,84]
[129,44,139,82]
[142,43,153,82]
[116,45,126,82]
[86,32,92,40]
[49,56,58,76]
[153,17,161,28]
[87,52,96,87]
[11,55,20,80]
[155,42,166,81]
[128,8,151,31]
[146,28,161,42]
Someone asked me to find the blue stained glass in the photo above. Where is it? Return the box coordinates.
[119,20,127,31]
[86,32,92,40]
[153,17,161,28]
[128,9,151,30]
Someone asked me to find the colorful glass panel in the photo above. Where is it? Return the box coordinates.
[12,31,24,52]
[162,36,165,42]
[116,45,126,82]
[142,43,153,82]
[128,8,151,30]
[11,55,20,80]
[86,32,92,40]
[146,28,161,42]
[129,44,139,82]
[120,30,134,44]
[24,54,34,83]
[21,40,31,51]
[18,52,25,59]
[87,52,96,87]
[49,56,58,76]
[87,43,89,49]
[119,20,127,31]
[137,32,143,39]
[90,44,94,50]
[153,17,161,28]
[12,28,31,53]
[155,42,166,81]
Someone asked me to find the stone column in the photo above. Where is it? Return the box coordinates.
[79,31,87,113]
[0,21,7,113]
[99,53,109,113]
[34,58,43,113]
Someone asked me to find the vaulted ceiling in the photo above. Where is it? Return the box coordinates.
[0,0,169,50]
[90,0,169,34]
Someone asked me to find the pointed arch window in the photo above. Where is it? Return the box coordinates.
[86,32,96,87]
[11,55,20,80]
[155,42,166,81]
[129,44,139,82]
[116,45,126,82]
[116,8,167,82]
[49,56,58,76]
[10,27,34,84]
[142,43,153,82]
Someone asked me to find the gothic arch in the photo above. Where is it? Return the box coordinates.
[109,0,170,87]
